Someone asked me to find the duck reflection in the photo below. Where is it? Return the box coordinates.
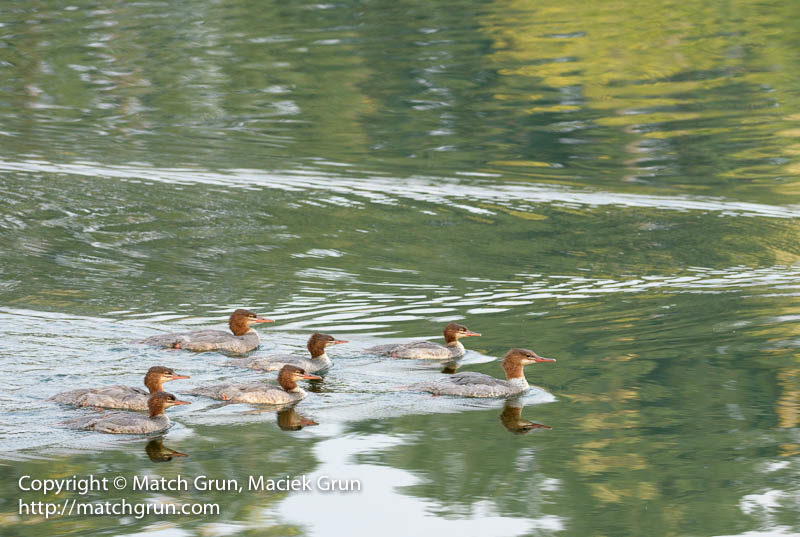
[277,407,319,431]
[500,400,552,435]
[145,437,188,462]
[441,361,460,374]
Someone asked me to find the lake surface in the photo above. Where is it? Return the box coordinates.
[1,0,799,536]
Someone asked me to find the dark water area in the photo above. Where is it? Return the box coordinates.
[0,0,799,536]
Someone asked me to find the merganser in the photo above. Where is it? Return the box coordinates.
[186,365,321,404]
[141,309,273,353]
[414,348,555,397]
[146,437,188,461]
[226,333,347,373]
[62,392,191,434]
[49,366,190,410]
[277,408,319,430]
[366,323,481,360]
[500,401,552,434]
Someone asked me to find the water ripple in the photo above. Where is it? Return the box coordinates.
[1,159,798,218]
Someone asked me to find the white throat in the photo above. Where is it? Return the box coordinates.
[311,352,330,362]
[508,377,529,392]
[447,340,465,351]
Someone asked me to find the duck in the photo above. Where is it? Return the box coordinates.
[49,366,190,410]
[141,309,273,353]
[226,333,347,373]
[62,391,191,434]
[185,364,321,405]
[366,323,480,360]
[414,348,555,397]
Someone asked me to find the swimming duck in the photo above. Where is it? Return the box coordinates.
[141,309,273,353]
[414,348,555,397]
[366,323,480,360]
[186,365,321,405]
[63,391,191,434]
[227,333,347,373]
[50,366,189,410]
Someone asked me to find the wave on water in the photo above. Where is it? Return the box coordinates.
[1,158,798,219]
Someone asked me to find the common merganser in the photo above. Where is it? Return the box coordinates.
[414,348,555,397]
[277,408,319,430]
[63,392,191,434]
[141,309,273,353]
[49,366,190,410]
[500,401,552,434]
[226,333,347,373]
[186,365,321,404]
[366,323,480,360]
[146,437,188,461]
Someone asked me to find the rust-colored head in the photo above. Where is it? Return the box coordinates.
[276,365,322,391]
[501,348,556,379]
[307,333,348,358]
[143,366,190,393]
[147,391,191,418]
[229,309,274,336]
[443,323,481,344]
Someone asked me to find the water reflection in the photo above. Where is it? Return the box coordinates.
[145,437,188,462]
[277,408,319,431]
[499,400,552,435]
[441,361,460,374]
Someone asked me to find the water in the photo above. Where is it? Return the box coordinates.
[1,0,799,535]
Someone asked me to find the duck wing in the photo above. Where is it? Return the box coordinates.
[50,385,148,410]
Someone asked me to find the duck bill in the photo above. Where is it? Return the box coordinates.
[170,400,192,406]
[168,449,189,457]
[528,423,552,430]
[533,357,556,363]
[168,374,191,380]
[300,417,319,426]
[299,374,322,380]
[463,331,481,337]
[332,340,348,345]
[254,317,274,323]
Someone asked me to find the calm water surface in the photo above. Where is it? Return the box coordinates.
[1,0,799,536]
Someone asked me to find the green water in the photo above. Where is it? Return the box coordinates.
[1,0,799,536]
